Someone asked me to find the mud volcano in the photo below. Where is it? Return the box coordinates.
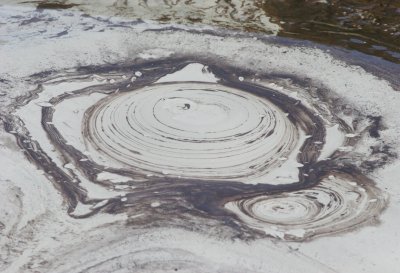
[6,61,386,242]
[1,3,399,273]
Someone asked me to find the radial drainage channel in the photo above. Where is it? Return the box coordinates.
[7,60,386,241]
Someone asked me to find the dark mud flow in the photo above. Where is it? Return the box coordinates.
[263,0,400,63]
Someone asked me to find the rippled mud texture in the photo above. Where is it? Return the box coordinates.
[4,0,400,63]
[4,59,387,242]
[2,0,279,34]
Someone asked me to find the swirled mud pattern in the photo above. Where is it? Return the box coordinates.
[4,59,387,243]
[225,175,384,241]
[85,82,297,180]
